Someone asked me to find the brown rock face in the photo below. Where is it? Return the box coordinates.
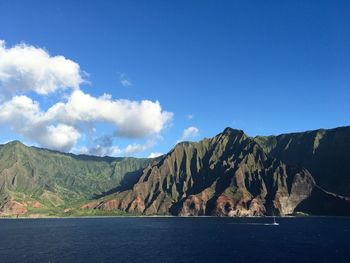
[95,128,316,216]
[180,190,212,216]
[96,199,122,210]
[80,201,100,209]
[0,199,28,215]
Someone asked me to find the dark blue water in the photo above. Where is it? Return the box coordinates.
[0,217,349,263]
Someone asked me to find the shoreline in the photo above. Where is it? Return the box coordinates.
[1,215,349,219]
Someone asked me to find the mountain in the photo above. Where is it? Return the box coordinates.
[254,126,350,196]
[1,126,350,217]
[0,141,152,216]
[91,128,348,216]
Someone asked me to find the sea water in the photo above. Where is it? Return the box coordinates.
[0,217,349,262]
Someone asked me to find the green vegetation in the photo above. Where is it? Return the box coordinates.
[0,141,152,216]
[29,207,133,218]
[224,187,242,200]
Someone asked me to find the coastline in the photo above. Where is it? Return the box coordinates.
[1,215,348,219]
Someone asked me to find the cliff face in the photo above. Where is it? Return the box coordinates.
[254,126,350,196]
[94,128,316,216]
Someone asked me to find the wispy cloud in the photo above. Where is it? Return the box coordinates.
[118,72,132,87]
[120,79,132,87]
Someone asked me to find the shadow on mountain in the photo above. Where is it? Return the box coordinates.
[295,186,350,216]
[91,168,145,199]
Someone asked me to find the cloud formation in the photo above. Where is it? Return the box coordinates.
[77,136,158,157]
[79,136,122,157]
[0,40,83,98]
[0,95,80,151]
[0,90,172,151]
[47,90,173,138]
[177,126,199,143]
[123,137,159,155]
[0,40,173,154]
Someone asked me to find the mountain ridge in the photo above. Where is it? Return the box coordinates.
[0,142,153,216]
[90,129,316,216]
[1,125,350,217]
[254,125,350,195]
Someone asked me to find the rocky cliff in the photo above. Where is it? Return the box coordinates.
[254,126,350,196]
[93,128,320,216]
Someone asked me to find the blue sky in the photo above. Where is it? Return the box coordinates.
[0,0,349,157]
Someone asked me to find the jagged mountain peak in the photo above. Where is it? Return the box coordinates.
[222,127,244,136]
[94,127,316,216]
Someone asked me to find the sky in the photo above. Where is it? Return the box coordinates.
[0,0,349,157]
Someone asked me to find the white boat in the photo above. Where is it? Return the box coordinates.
[272,216,279,226]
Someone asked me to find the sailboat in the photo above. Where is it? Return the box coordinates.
[263,216,279,226]
[264,210,279,225]
[272,216,279,226]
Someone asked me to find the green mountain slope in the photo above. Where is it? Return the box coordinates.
[0,141,151,216]
[254,126,350,196]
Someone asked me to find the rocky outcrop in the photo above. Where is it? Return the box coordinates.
[94,128,317,216]
[0,197,45,216]
[0,199,28,215]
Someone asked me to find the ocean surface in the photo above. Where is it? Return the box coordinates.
[0,217,349,263]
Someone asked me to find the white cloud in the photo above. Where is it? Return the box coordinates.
[0,40,83,98]
[124,144,146,155]
[41,124,80,151]
[177,126,199,143]
[0,40,173,154]
[148,152,164,158]
[0,95,80,151]
[123,138,157,155]
[0,91,172,152]
[48,90,173,138]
